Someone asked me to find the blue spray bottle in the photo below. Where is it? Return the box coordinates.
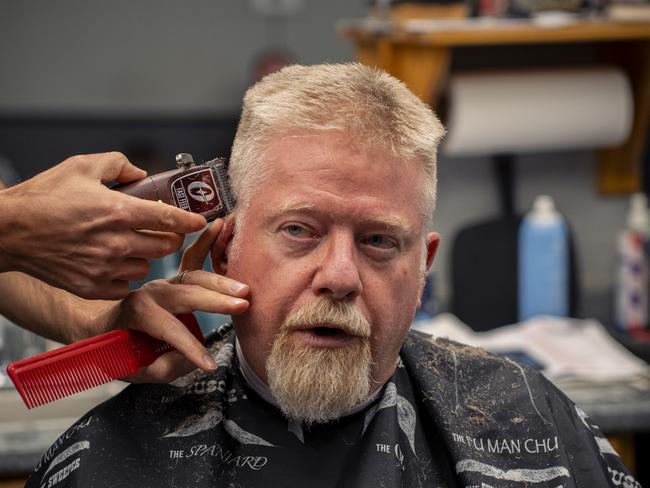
[518,195,569,321]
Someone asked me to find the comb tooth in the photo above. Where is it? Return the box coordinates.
[33,369,48,407]
[57,360,73,398]
[75,356,88,391]
[83,355,95,388]
[21,370,35,407]
[108,344,128,377]
[40,364,54,404]
[24,382,36,409]
[65,357,80,394]
[87,350,100,386]
[31,370,44,407]
[52,358,68,395]
[108,346,118,375]
[122,340,136,375]
[77,358,91,389]
[127,334,138,360]
[94,350,106,385]
[19,372,33,409]
[74,357,87,392]
[102,346,118,379]
[27,370,44,408]
[57,358,71,395]
[100,347,112,380]
[103,343,114,378]
[84,351,98,388]
[103,345,116,378]
[120,342,132,375]
[47,363,63,401]
[80,352,92,387]
[108,343,120,376]
[50,365,64,402]
[54,359,68,396]
[95,350,112,385]
[21,370,35,408]
[91,348,103,382]
[52,363,65,398]
[122,339,137,375]
[52,359,66,396]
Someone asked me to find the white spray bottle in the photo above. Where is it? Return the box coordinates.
[615,193,650,333]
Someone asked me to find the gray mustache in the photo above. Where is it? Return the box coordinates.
[282,299,371,338]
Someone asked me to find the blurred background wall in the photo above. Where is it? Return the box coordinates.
[0,0,630,324]
[0,0,366,114]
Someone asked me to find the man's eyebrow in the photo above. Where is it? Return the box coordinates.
[276,201,319,214]
[368,216,413,233]
[274,200,415,234]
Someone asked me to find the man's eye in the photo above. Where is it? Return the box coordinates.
[361,234,396,249]
[283,224,312,238]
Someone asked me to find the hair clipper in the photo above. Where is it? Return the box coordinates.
[113,153,235,221]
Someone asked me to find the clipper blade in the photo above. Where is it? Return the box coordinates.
[208,157,236,215]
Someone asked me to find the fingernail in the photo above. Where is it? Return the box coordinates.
[229,281,247,293]
[202,353,218,371]
[232,298,248,306]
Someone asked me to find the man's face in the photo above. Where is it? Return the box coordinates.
[227,131,439,420]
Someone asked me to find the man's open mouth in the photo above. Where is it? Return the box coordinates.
[311,326,344,337]
[289,324,360,347]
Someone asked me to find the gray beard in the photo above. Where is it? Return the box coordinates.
[266,332,372,425]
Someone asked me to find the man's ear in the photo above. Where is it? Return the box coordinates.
[425,232,440,270]
[210,214,236,275]
[416,233,440,310]
[219,237,233,274]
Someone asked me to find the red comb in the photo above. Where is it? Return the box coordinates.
[6,313,203,409]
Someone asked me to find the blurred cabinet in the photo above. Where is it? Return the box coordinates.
[339,18,650,194]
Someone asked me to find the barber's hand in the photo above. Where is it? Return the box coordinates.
[117,217,249,383]
[0,152,207,300]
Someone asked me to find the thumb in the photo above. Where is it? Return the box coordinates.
[114,162,147,184]
[91,152,147,184]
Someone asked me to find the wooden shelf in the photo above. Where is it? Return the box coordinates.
[339,18,650,194]
[342,18,650,46]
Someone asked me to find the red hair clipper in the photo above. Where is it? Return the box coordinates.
[114,153,235,220]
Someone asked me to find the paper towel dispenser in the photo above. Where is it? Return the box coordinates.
[441,67,633,157]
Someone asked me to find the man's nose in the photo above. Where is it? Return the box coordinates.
[312,232,362,301]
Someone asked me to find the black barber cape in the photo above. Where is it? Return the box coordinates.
[27,326,640,488]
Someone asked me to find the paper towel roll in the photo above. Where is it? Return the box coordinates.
[442,68,633,156]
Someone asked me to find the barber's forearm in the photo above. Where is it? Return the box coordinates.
[0,272,118,344]
[0,189,20,273]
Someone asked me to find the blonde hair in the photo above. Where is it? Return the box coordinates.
[229,63,445,229]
